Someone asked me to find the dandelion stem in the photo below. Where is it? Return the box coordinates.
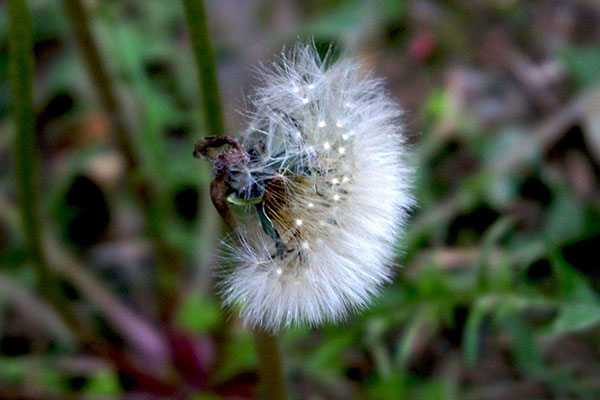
[254,330,287,400]
[183,2,287,396]
[182,0,225,137]
[194,136,288,399]
[8,0,84,337]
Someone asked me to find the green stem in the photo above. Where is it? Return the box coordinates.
[63,0,183,322]
[8,0,83,337]
[254,330,287,400]
[63,0,139,172]
[182,2,286,397]
[182,0,225,137]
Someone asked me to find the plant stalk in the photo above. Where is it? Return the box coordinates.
[63,0,184,322]
[194,136,287,399]
[182,0,225,137]
[63,0,139,172]
[183,1,287,393]
[8,0,84,337]
[254,330,287,400]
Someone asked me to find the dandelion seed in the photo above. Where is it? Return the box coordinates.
[210,42,414,331]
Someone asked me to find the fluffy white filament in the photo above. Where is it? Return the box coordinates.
[218,43,414,331]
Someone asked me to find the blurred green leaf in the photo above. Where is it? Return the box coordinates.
[217,329,256,383]
[463,297,491,366]
[367,373,408,400]
[0,357,26,384]
[304,329,355,374]
[421,89,452,124]
[477,216,515,288]
[84,369,122,395]
[395,305,438,368]
[553,254,597,302]
[301,0,404,42]
[561,45,600,88]
[551,304,600,335]
[414,379,452,400]
[191,394,221,400]
[509,316,543,372]
[175,292,221,333]
[544,192,585,244]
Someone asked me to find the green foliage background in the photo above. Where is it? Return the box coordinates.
[1,0,600,399]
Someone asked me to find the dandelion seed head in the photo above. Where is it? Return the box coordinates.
[217,42,414,331]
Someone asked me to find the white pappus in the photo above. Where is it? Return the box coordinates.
[216,43,414,332]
